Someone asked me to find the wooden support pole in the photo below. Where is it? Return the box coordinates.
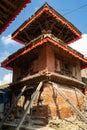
[15,81,43,130]
[0,86,26,128]
[51,82,87,124]
[74,88,87,111]
[74,87,87,111]
[74,87,86,97]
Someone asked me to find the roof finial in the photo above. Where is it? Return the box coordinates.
[44,2,49,6]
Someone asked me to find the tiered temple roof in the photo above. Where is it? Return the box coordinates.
[1,3,87,70]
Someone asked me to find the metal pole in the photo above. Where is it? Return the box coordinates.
[0,86,26,128]
[15,81,43,130]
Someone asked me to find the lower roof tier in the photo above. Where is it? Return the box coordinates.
[1,34,87,70]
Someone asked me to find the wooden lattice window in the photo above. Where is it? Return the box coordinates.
[61,60,72,76]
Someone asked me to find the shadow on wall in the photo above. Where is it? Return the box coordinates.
[52,86,61,119]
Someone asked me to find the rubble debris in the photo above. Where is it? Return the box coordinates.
[48,116,87,130]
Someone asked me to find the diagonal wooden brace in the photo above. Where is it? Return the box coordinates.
[0,86,26,128]
[15,81,43,130]
[51,82,87,124]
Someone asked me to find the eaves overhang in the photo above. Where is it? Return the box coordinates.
[1,35,87,70]
[12,3,81,44]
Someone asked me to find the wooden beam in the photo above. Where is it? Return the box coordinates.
[51,82,87,124]
[37,20,43,31]
[53,25,62,35]
[0,4,9,13]
[65,36,74,43]
[57,25,65,38]
[24,31,32,41]
[45,20,50,30]
[15,81,43,130]
[18,35,28,43]
[0,20,4,24]
[74,87,86,97]
[50,21,56,30]
[0,10,8,19]
[0,86,27,128]
[3,0,16,9]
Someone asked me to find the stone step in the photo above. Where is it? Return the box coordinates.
[31,116,47,126]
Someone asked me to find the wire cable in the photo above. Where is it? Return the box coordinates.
[64,3,87,16]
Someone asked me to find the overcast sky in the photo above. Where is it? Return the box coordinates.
[0,0,87,85]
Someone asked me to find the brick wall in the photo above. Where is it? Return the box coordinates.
[31,83,84,119]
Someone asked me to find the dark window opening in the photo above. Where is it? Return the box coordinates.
[61,61,72,76]
[20,54,39,77]
[55,54,77,79]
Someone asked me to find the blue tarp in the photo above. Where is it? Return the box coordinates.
[0,89,10,103]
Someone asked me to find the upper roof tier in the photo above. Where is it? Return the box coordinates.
[12,3,81,44]
[0,0,31,34]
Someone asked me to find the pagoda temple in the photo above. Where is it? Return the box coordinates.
[1,3,87,127]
